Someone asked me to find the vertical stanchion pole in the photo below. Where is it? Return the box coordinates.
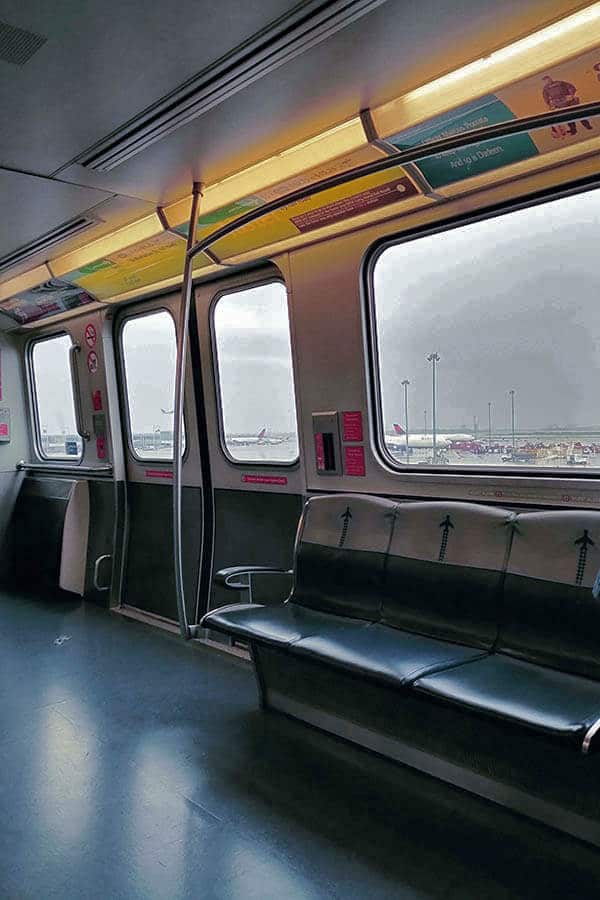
[402,379,410,463]
[173,182,202,639]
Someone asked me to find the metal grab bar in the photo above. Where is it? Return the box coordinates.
[172,181,203,640]
[93,554,112,592]
[183,102,600,267]
[172,102,600,642]
[68,344,91,442]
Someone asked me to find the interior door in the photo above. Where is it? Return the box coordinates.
[116,294,203,625]
[194,265,305,628]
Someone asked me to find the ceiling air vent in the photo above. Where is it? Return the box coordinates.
[0,216,97,273]
[0,20,46,65]
[76,0,388,172]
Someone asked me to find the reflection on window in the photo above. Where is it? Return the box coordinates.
[213,283,299,463]
[122,310,182,460]
[372,189,600,471]
[32,334,82,460]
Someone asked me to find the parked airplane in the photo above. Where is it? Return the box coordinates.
[228,427,285,446]
[386,424,474,450]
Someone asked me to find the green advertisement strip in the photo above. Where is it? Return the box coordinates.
[174,196,264,237]
[389,95,539,189]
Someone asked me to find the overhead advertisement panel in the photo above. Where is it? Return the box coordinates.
[386,47,600,191]
[0,279,95,324]
[171,146,385,246]
[210,165,424,259]
[64,231,213,301]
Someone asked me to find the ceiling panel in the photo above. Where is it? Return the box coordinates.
[0,0,301,175]
[0,169,116,261]
[0,192,157,283]
[54,0,589,206]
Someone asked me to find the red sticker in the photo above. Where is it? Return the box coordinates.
[344,445,366,476]
[84,322,97,348]
[0,423,8,437]
[96,436,107,460]
[314,433,325,471]
[343,411,363,442]
[92,389,103,411]
[87,350,99,375]
[242,475,288,486]
[145,469,173,480]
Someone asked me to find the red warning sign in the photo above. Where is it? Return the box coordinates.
[145,469,173,480]
[242,474,288,485]
[92,389,103,411]
[342,411,363,442]
[87,350,99,375]
[96,436,107,460]
[344,445,366,476]
[314,433,325,471]
[84,322,97,348]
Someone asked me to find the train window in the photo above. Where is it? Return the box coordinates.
[121,309,183,460]
[213,282,299,464]
[370,188,600,472]
[31,334,83,460]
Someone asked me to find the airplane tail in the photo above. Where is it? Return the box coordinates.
[393,423,405,435]
[257,427,267,440]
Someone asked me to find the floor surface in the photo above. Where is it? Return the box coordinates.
[1,589,600,899]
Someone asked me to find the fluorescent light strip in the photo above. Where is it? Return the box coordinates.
[0,264,52,303]
[372,2,600,138]
[51,213,163,278]
[164,117,369,228]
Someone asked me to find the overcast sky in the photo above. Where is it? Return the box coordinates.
[374,188,600,433]
[35,188,600,437]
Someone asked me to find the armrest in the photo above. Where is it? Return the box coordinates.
[215,566,293,590]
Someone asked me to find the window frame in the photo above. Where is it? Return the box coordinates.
[210,277,300,467]
[28,330,84,464]
[118,305,185,464]
[364,175,600,481]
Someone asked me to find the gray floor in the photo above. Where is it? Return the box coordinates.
[2,590,600,900]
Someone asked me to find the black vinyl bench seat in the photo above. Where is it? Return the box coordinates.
[201,494,600,843]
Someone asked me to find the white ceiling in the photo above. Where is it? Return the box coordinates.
[0,0,591,283]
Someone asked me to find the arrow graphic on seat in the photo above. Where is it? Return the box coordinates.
[438,514,454,562]
[575,530,595,585]
[339,507,352,548]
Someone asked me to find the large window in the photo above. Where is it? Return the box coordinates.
[370,189,600,472]
[121,309,181,460]
[31,334,82,460]
[213,282,299,464]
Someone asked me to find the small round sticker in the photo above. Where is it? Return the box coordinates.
[84,323,97,348]
[87,350,99,375]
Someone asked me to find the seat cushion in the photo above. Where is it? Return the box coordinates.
[292,494,395,620]
[382,501,513,648]
[499,510,600,680]
[201,602,339,648]
[414,654,600,742]
[290,621,486,686]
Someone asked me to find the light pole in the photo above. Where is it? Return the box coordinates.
[488,401,492,445]
[424,410,427,434]
[401,379,410,463]
[427,352,440,462]
[509,390,516,452]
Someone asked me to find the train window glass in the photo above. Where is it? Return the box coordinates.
[213,282,299,463]
[370,189,600,472]
[31,334,82,460]
[121,310,183,460]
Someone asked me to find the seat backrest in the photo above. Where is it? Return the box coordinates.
[292,493,395,620]
[382,501,513,648]
[499,510,600,679]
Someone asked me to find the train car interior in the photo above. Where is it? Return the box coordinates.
[4,0,600,896]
